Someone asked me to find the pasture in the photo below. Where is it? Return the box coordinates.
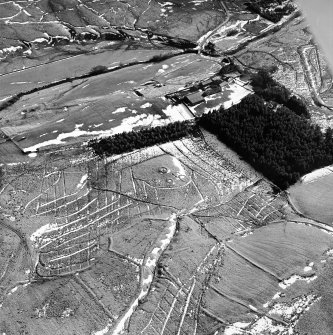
[289,170,333,225]
[1,129,333,334]
[0,53,217,154]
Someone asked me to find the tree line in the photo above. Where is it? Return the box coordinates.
[198,94,333,189]
[88,121,194,156]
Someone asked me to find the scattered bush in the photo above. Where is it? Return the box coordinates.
[245,0,294,23]
[149,53,174,63]
[89,65,108,75]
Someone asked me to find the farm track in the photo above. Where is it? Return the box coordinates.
[112,213,178,335]
[298,44,333,109]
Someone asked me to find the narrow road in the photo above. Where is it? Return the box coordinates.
[112,213,178,335]
[298,44,333,109]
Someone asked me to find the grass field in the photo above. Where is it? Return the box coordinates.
[1,128,333,334]
[289,170,333,225]
[1,2,333,334]
[0,46,175,100]
[0,53,218,155]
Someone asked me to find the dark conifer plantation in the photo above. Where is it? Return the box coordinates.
[198,94,333,189]
[88,121,194,157]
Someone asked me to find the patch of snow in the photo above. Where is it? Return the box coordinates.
[140,103,152,108]
[23,105,191,153]
[172,156,187,176]
[279,274,317,289]
[31,37,48,44]
[62,307,73,318]
[0,46,22,55]
[161,2,174,6]
[112,213,177,335]
[249,304,257,311]
[223,322,250,335]
[91,320,113,335]
[304,262,314,272]
[30,223,57,244]
[250,317,286,334]
[269,294,318,321]
[325,249,333,256]
[301,166,333,183]
[273,292,281,300]
[0,96,12,102]
[113,107,127,114]
[10,286,18,294]
[263,291,282,308]
[77,174,88,189]
[11,81,30,85]
[162,104,192,121]
[223,82,252,109]
[197,29,213,44]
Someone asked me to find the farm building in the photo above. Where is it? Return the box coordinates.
[239,73,251,82]
[183,92,205,106]
[220,81,229,88]
[202,85,221,97]
[201,78,214,87]
[225,71,241,79]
